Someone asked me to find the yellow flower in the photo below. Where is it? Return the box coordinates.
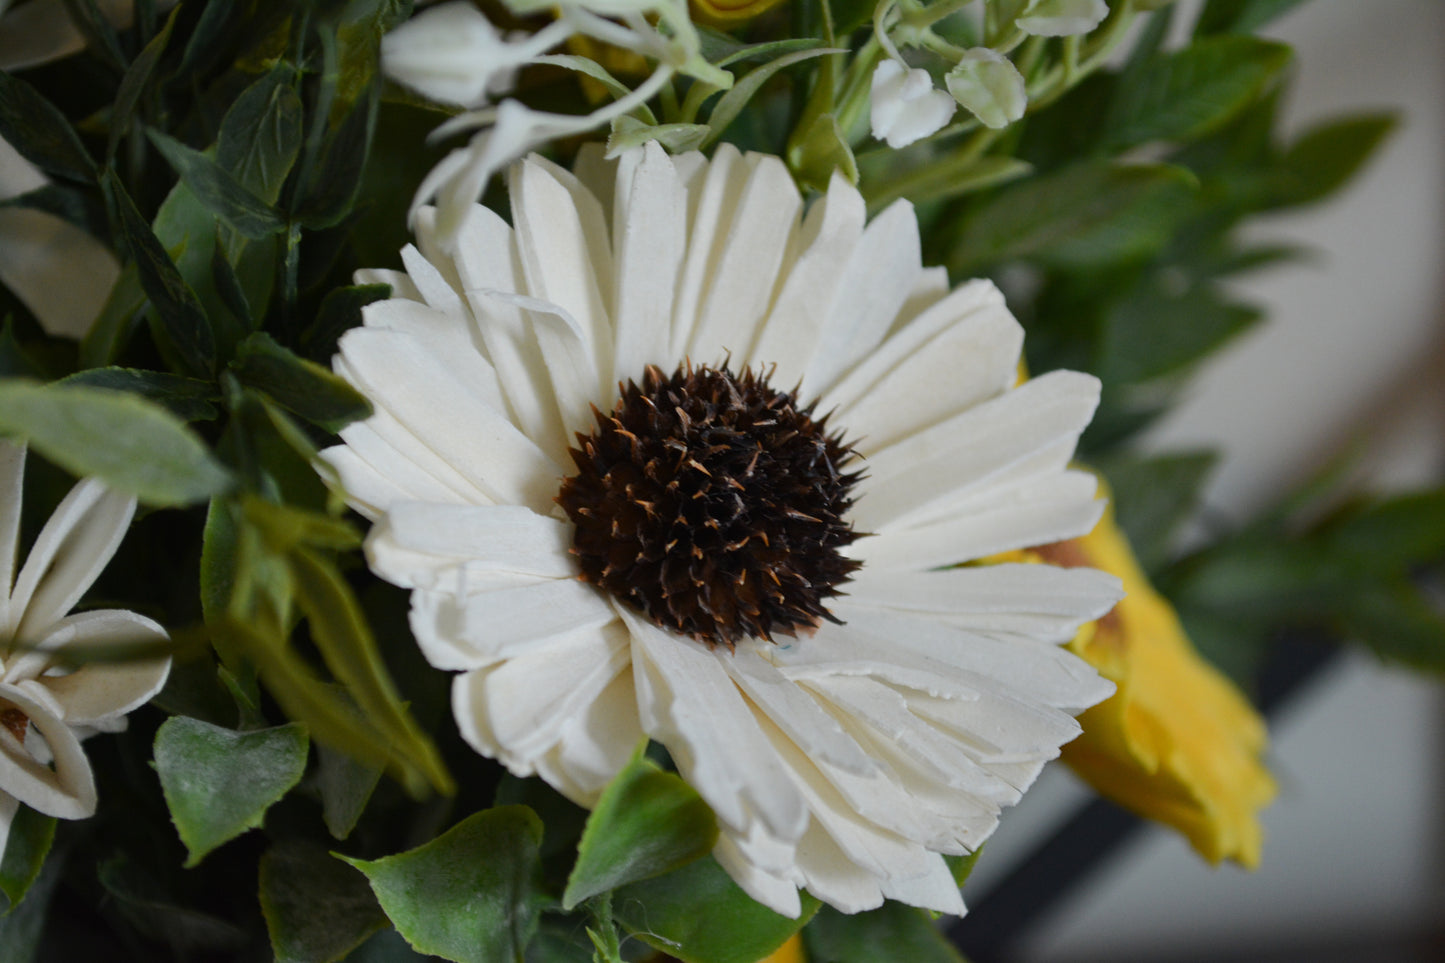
[1035,504,1277,868]
[690,0,787,26]
[758,935,806,963]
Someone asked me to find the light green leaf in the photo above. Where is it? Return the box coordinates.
[789,112,859,195]
[79,262,147,368]
[0,72,96,183]
[153,717,310,867]
[563,749,717,909]
[613,856,819,963]
[606,117,712,156]
[0,381,233,506]
[340,806,546,963]
[230,332,371,431]
[260,840,387,963]
[863,154,1029,216]
[218,66,305,206]
[1101,36,1292,150]
[803,903,966,963]
[0,805,55,913]
[149,131,288,240]
[702,48,844,149]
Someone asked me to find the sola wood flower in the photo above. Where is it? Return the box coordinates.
[322,143,1122,917]
[0,441,170,856]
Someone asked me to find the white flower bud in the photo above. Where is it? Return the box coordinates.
[1016,0,1109,37]
[381,2,523,108]
[870,60,957,149]
[945,48,1027,129]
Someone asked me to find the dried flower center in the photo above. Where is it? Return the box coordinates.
[0,707,29,743]
[557,363,863,648]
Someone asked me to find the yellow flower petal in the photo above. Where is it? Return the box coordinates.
[757,934,807,963]
[1040,502,1276,868]
[690,0,787,26]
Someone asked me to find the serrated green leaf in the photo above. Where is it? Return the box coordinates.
[0,381,232,506]
[103,172,216,377]
[218,66,305,206]
[1268,114,1396,209]
[230,331,371,431]
[1100,282,1260,384]
[1102,36,1292,150]
[340,806,546,963]
[1098,452,1218,573]
[563,749,717,909]
[804,903,966,963]
[55,368,218,421]
[0,70,97,183]
[950,162,1196,273]
[613,856,819,963]
[148,131,288,239]
[0,805,55,913]
[154,717,310,867]
[260,840,387,963]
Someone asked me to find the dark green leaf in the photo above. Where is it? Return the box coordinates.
[58,0,126,66]
[103,172,216,377]
[563,750,718,909]
[148,131,287,239]
[0,840,60,960]
[0,318,42,378]
[260,840,387,963]
[153,717,310,867]
[79,263,146,368]
[1337,582,1445,674]
[296,82,380,229]
[614,856,818,963]
[341,806,547,963]
[0,381,232,506]
[0,806,55,913]
[316,744,384,841]
[55,367,218,421]
[304,283,390,361]
[218,66,305,206]
[1100,283,1261,384]
[703,48,842,150]
[96,854,250,950]
[1268,114,1396,209]
[950,162,1197,273]
[1322,490,1445,576]
[210,231,255,329]
[108,5,178,159]
[804,903,966,963]
[1102,37,1292,150]
[0,72,97,183]
[1098,451,1218,573]
[230,331,371,431]
[1195,0,1310,36]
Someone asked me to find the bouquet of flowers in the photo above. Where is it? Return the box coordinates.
[0,0,1435,960]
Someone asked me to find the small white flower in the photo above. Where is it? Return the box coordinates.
[323,143,1121,917]
[1016,0,1109,37]
[381,3,558,108]
[945,48,1027,130]
[0,441,171,858]
[870,59,956,149]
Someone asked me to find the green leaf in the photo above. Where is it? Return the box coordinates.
[563,749,718,909]
[55,367,219,421]
[1268,114,1396,209]
[864,154,1030,216]
[295,81,380,230]
[1100,282,1261,384]
[211,233,256,330]
[1098,451,1218,573]
[103,172,216,377]
[218,65,306,206]
[230,331,371,431]
[607,117,712,156]
[613,856,819,963]
[702,48,843,150]
[0,806,55,913]
[1322,490,1445,576]
[0,71,97,183]
[153,717,310,867]
[79,263,147,368]
[58,0,126,66]
[950,162,1197,273]
[0,381,232,506]
[96,854,250,951]
[789,112,859,196]
[260,840,387,963]
[316,744,384,841]
[1195,0,1310,36]
[1101,37,1292,150]
[1337,582,1445,674]
[804,903,966,963]
[340,806,547,963]
[148,131,288,239]
[108,5,179,159]
[944,848,982,887]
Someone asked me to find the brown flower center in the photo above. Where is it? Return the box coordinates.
[557,363,863,648]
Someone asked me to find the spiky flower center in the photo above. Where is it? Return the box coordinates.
[557,363,863,648]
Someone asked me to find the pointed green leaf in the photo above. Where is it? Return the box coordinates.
[148,131,287,239]
[1195,0,1310,36]
[563,750,717,909]
[56,368,219,421]
[0,805,55,913]
[108,5,179,159]
[1337,582,1445,675]
[340,806,546,963]
[0,381,232,506]
[260,840,386,963]
[153,717,310,867]
[803,903,966,963]
[702,48,843,149]
[230,331,371,431]
[303,282,390,361]
[0,72,97,183]
[613,856,819,963]
[1098,451,1218,573]
[1100,282,1261,384]
[316,744,383,841]
[1269,114,1396,209]
[790,112,859,196]
[218,66,305,206]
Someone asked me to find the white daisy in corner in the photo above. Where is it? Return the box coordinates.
[0,440,171,857]
[322,142,1122,917]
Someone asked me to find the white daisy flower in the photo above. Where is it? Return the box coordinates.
[322,142,1121,917]
[0,440,171,858]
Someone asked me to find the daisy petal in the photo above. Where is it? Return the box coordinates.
[367,503,575,589]
[411,578,616,669]
[611,141,687,385]
[0,439,24,599]
[533,669,643,805]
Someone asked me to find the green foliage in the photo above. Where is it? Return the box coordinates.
[563,748,718,909]
[260,840,387,963]
[229,332,372,431]
[0,807,56,913]
[341,807,547,963]
[0,72,96,183]
[153,717,310,866]
[805,903,968,963]
[1096,452,1218,574]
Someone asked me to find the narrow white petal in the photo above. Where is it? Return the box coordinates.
[713,831,803,918]
[481,290,604,441]
[0,682,95,819]
[668,143,748,360]
[10,480,133,643]
[399,241,464,315]
[534,669,642,806]
[0,439,23,601]
[26,610,169,725]
[879,855,966,916]
[367,503,575,589]
[333,409,483,507]
[411,578,616,669]
[359,297,506,414]
[610,141,686,384]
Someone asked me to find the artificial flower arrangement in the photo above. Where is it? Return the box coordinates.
[0,0,1436,960]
